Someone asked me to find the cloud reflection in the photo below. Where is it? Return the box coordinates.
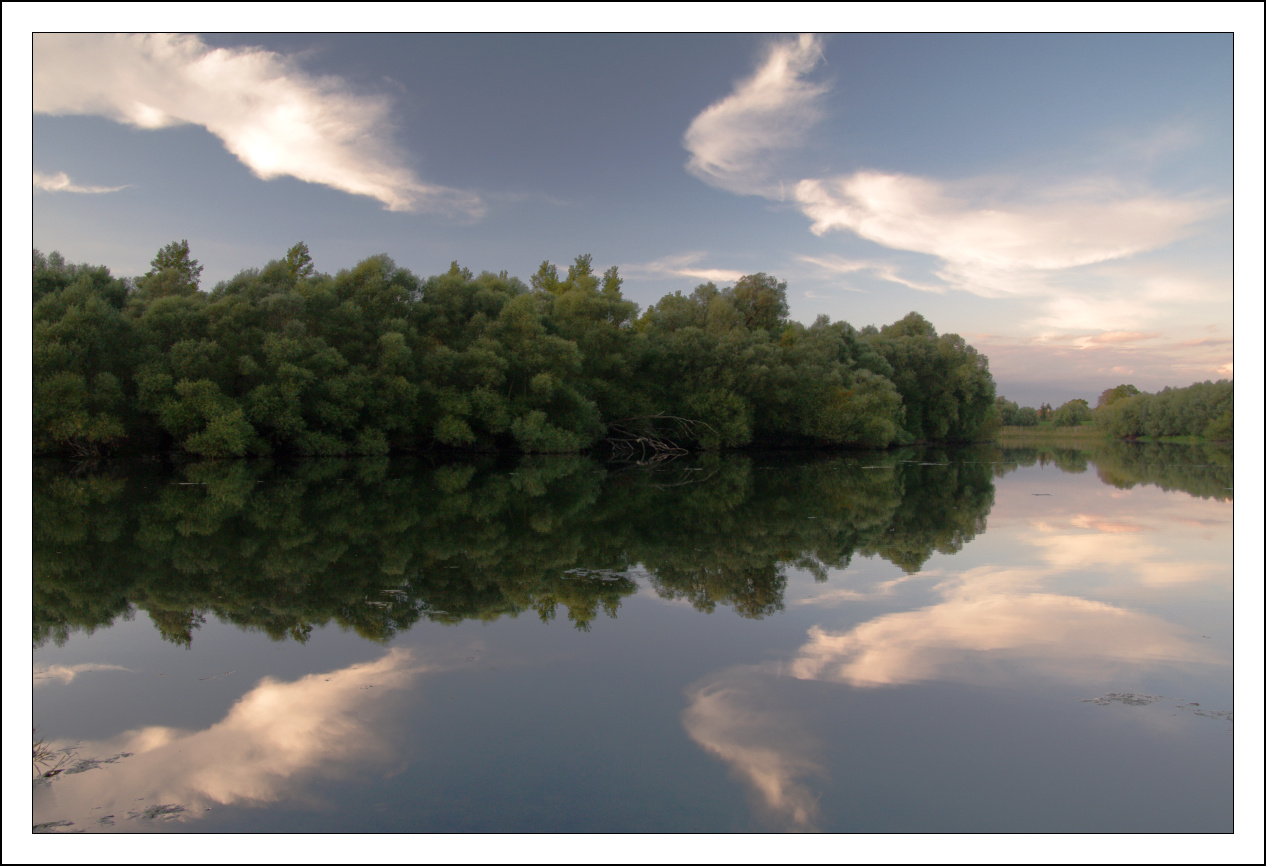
[33,648,430,831]
[789,576,1218,688]
[34,663,132,687]
[682,489,1229,828]
[682,667,825,831]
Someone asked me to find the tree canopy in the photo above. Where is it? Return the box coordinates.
[33,243,1004,457]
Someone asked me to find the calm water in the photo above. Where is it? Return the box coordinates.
[32,443,1233,833]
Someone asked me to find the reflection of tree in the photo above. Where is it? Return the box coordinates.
[990,441,1233,501]
[33,468,136,647]
[1089,441,1233,501]
[859,449,995,573]
[34,448,1004,645]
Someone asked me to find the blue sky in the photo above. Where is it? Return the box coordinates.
[13,16,1261,409]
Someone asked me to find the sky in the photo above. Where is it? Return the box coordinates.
[5,12,1264,859]
[10,15,1262,411]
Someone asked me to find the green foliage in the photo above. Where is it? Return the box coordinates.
[135,239,203,298]
[283,242,315,283]
[1096,383,1141,408]
[33,246,1000,456]
[1094,380,1233,440]
[1052,398,1092,427]
[993,440,1233,501]
[33,253,137,455]
[995,396,1039,426]
[33,451,1003,646]
[864,313,996,442]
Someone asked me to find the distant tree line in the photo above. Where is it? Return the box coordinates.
[1093,380,1233,440]
[995,379,1232,441]
[33,242,999,457]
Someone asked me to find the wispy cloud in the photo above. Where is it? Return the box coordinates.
[33,170,129,194]
[793,173,1214,298]
[797,254,944,293]
[788,588,1217,689]
[623,252,746,284]
[33,663,131,687]
[973,331,1233,395]
[684,36,1223,310]
[682,666,825,831]
[1074,331,1161,346]
[32,648,433,830]
[684,34,828,197]
[33,34,483,216]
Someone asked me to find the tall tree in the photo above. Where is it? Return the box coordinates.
[136,239,203,297]
[283,242,315,283]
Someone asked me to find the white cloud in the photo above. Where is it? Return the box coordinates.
[797,254,945,294]
[789,588,1218,689]
[32,648,432,830]
[33,34,483,216]
[33,171,129,194]
[33,662,131,687]
[683,34,828,197]
[684,38,1224,312]
[794,172,1213,298]
[682,666,825,831]
[624,252,746,284]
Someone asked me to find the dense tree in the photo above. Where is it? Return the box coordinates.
[1094,380,1233,440]
[994,397,1039,427]
[134,239,203,298]
[283,242,315,283]
[1052,398,1092,427]
[33,253,138,455]
[34,245,1003,456]
[864,313,997,442]
[1096,383,1141,408]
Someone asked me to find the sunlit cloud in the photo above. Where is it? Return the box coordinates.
[1074,331,1161,347]
[624,252,747,284]
[683,34,828,197]
[1068,514,1149,534]
[1176,337,1233,348]
[793,172,1213,298]
[974,330,1233,396]
[790,571,938,607]
[788,571,1220,689]
[682,666,825,831]
[32,648,432,831]
[678,483,1230,829]
[797,254,943,293]
[33,663,131,688]
[33,170,129,194]
[787,492,1228,688]
[684,36,1225,326]
[1025,529,1224,588]
[33,34,483,216]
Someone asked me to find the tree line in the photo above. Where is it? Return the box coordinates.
[995,379,1232,440]
[33,241,999,457]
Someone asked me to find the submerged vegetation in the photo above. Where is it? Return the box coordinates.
[33,242,998,457]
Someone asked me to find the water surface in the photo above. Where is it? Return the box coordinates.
[32,443,1233,832]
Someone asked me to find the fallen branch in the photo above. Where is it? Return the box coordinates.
[604,414,716,463]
